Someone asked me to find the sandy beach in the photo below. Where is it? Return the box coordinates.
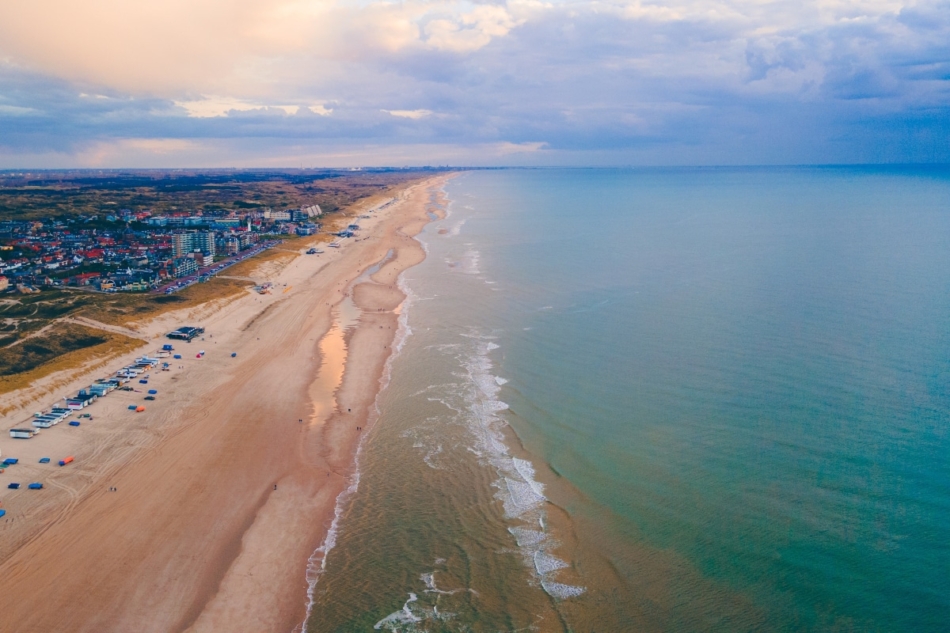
[0,174,452,633]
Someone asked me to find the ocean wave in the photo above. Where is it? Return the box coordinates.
[503,477,546,519]
[374,593,421,630]
[451,249,480,275]
[509,527,545,548]
[448,218,467,237]
[453,334,584,600]
[422,571,467,596]
[374,574,464,632]
[535,552,569,575]
[541,581,586,600]
[303,455,361,621]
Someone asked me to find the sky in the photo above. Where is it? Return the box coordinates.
[0,0,948,168]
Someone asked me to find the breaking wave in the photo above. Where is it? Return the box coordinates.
[455,334,585,600]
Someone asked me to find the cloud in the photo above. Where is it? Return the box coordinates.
[384,109,434,119]
[494,141,548,155]
[174,97,300,118]
[0,0,524,97]
[0,104,39,116]
[424,5,523,52]
[0,0,948,166]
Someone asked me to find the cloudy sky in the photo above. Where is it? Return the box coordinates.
[0,0,948,167]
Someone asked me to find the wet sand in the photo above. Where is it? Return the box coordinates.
[0,174,453,633]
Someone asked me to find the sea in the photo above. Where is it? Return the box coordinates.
[304,167,950,632]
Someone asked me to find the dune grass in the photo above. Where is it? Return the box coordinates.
[0,323,145,397]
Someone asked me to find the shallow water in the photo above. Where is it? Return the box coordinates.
[306,167,950,632]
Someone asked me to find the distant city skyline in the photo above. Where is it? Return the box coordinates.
[1,0,948,168]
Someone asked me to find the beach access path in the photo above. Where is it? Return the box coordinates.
[0,174,453,633]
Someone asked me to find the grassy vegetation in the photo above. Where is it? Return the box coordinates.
[0,169,430,221]
[0,273,251,336]
[79,278,251,326]
[0,323,144,396]
[0,290,97,344]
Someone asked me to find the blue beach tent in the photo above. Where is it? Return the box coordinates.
[128,405,137,410]
[39,457,50,464]
[0,509,6,519]
[28,482,43,490]
[68,421,80,427]
[7,483,20,489]
[2,458,17,465]
[148,389,157,395]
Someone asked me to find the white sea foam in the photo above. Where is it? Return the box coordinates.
[374,593,421,630]
[504,478,546,518]
[494,376,508,385]
[462,249,481,274]
[422,571,466,595]
[451,334,585,601]
[302,454,361,621]
[374,579,461,632]
[513,458,546,499]
[422,443,444,469]
[542,581,586,599]
[509,527,545,548]
[535,552,570,574]
[448,218,467,236]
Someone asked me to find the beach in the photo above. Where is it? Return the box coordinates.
[0,173,452,633]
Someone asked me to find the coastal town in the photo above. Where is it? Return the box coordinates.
[0,204,323,294]
[0,175,452,632]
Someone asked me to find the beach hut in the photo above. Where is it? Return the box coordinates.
[28,482,43,490]
[59,456,74,466]
[10,428,34,439]
[7,483,20,489]
[68,421,80,427]
[136,405,146,412]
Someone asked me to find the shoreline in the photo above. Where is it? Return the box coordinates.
[0,174,454,633]
[300,180,451,632]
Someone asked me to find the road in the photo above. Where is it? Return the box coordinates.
[153,240,282,295]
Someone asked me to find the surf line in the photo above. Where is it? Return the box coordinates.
[298,180,446,632]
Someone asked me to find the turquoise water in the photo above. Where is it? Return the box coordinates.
[306,167,950,632]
